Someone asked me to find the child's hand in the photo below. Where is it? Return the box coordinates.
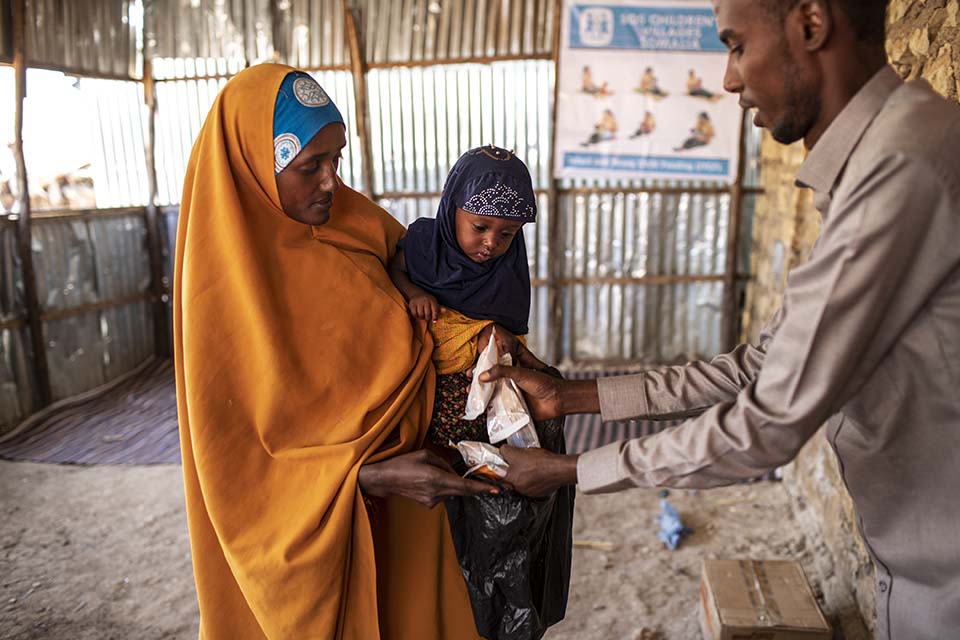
[409,294,442,322]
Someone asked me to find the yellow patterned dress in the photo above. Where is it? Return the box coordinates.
[425,309,566,450]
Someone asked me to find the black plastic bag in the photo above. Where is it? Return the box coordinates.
[444,410,575,640]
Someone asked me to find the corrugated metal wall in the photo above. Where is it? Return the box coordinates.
[367,60,553,193]
[0,221,36,426]
[143,0,757,365]
[558,190,727,362]
[24,0,142,78]
[31,211,154,400]
[0,2,156,432]
[146,0,268,64]
[353,0,555,62]
[84,79,151,208]
[273,0,349,67]
[0,2,11,63]
[1,0,759,431]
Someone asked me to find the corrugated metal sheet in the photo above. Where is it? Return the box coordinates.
[32,213,150,309]
[84,79,150,208]
[557,190,729,362]
[0,222,35,430]
[368,59,553,193]
[559,191,728,281]
[155,75,229,205]
[25,0,141,78]
[351,0,556,63]
[32,219,99,313]
[0,2,12,63]
[32,213,153,401]
[274,0,349,68]
[0,221,24,321]
[144,0,556,70]
[145,0,270,66]
[1,0,764,425]
[100,300,155,379]
[0,327,36,429]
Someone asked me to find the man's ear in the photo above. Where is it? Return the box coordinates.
[795,0,833,51]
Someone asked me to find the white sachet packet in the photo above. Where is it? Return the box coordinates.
[486,351,540,447]
[455,440,509,479]
[463,326,500,420]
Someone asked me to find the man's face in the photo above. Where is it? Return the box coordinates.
[276,123,346,226]
[712,0,821,144]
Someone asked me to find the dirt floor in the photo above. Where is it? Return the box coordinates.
[1,460,852,639]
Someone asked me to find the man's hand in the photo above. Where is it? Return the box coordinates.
[479,365,564,421]
[408,294,442,322]
[359,449,496,508]
[480,367,601,420]
[500,445,579,497]
[476,323,519,359]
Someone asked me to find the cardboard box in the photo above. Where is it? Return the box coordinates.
[699,559,832,640]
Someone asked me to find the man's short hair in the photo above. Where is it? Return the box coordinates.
[761,0,889,46]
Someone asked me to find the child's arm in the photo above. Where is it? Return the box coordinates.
[388,248,443,322]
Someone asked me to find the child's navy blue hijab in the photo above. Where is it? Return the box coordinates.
[399,146,537,335]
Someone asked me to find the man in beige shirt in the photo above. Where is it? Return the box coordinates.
[483,1,960,638]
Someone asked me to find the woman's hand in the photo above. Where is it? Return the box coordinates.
[359,449,496,508]
[408,294,442,322]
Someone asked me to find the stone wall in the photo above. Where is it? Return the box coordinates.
[739,1,959,635]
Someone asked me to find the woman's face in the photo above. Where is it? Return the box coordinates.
[276,123,347,226]
[454,208,523,264]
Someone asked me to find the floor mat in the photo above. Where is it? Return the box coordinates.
[0,358,180,465]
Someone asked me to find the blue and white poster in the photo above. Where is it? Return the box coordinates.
[554,0,742,182]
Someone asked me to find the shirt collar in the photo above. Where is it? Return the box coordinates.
[795,66,902,203]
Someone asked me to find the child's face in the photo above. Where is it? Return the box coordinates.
[454,208,524,263]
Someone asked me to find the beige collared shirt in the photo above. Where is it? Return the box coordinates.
[577,67,960,640]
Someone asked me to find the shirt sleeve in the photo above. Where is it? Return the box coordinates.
[579,152,959,493]
[597,306,782,421]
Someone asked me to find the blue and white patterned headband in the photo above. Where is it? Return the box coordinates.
[273,71,344,174]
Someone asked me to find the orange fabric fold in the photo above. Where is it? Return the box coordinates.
[174,63,480,639]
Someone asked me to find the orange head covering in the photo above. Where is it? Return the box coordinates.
[174,63,479,639]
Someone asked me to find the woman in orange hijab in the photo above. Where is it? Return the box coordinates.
[174,63,491,639]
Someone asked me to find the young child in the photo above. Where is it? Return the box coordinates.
[392,148,575,638]
[388,145,548,446]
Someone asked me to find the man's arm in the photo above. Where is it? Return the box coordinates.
[597,309,781,421]
[496,152,958,497]
[483,311,779,423]
[578,152,957,493]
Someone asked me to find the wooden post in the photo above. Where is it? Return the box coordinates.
[547,0,564,365]
[342,0,376,199]
[142,58,171,357]
[721,111,749,351]
[12,0,52,406]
